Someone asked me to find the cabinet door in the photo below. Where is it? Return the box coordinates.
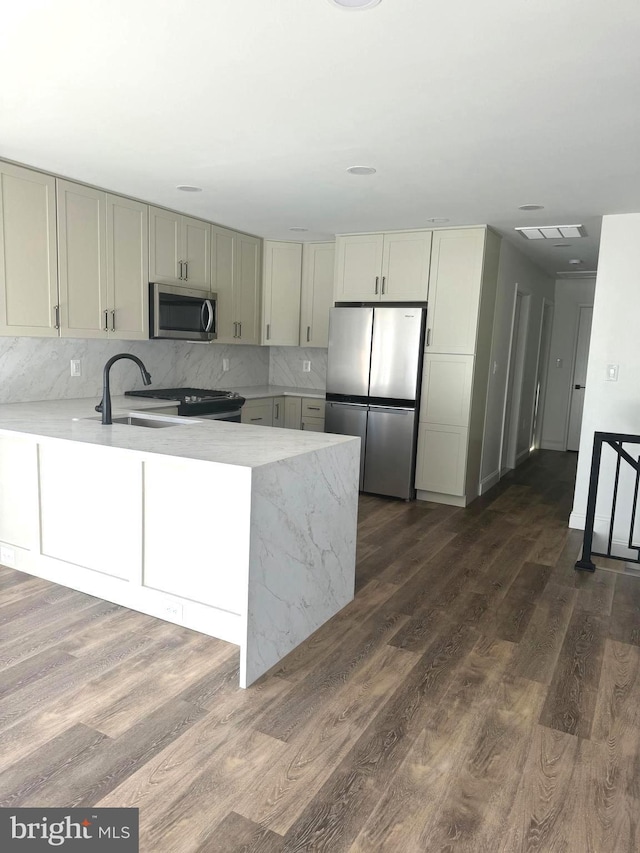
[301,416,324,433]
[182,215,211,290]
[300,242,335,347]
[0,163,59,337]
[149,206,181,284]
[334,234,383,302]
[415,423,468,496]
[57,180,108,338]
[106,195,148,340]
[236,233,261,344]
[262,241,302,346]
[381,231,431,302]
[272,396,285,428]
[284,396,302,430]
[419,354,474,426]
[212,225,236,343]
[426,229,485,355]
[301,398,325,419]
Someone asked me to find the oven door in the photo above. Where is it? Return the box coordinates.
[150,283,217,341]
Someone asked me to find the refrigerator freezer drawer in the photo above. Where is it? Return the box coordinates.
[363,407,417,500]
[325,402,367,489]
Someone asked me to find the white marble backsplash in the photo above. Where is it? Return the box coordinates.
[0,337,269,404]
[269,347,327,389]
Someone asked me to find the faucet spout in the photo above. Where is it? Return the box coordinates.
[95,354,152,425]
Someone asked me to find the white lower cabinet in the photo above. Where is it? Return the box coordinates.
[38,443,142,580]
[415,424,468,496]
[285,397,302,430]
[241,398,274,427]
[273,396,285,428]
[419,354,474,426]
[0,436,38,549]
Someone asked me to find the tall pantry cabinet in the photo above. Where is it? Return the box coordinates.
[415,227,501,506]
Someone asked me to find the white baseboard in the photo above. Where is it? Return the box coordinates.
[416,490,467,507]
[569,511,585,530]
[515,448,531,466]
[541,439,566,451]
[479,470,500,494]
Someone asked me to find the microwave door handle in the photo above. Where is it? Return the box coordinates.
[204,299,215,333]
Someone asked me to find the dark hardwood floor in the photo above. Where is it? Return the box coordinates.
[1,450,639,851]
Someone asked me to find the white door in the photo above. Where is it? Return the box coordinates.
[566,306,593,451]
[380,231,431,302]
[149,207,181,284]
[106,194,148,340]
[501,290,530,472]
[235,233,261,344]
[182,216,211,290]
[212,225,236,343]
[532,300,554,450]
[262,241,302,346]
[300,242,335,347]
[334,234,384,302]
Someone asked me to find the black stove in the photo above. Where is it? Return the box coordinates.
[125,387,245,419]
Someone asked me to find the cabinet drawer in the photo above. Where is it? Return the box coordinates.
[301,416,325,433]
[419,354,474,426]
[301,398,325,418]
[241,400,273,427]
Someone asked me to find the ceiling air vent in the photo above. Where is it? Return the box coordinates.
[515,224,587,240]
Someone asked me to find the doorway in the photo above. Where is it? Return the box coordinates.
[566,305,593,451]
[532,299,554,451]
[501,288,531,473]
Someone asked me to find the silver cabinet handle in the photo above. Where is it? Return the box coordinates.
[307,406,320,411]
[306,325,311,342]
[375,276,379,295]
[184,261,188,280]
[103,309,109,331]
[275,403,280,420]
[178,260,183,280]
[233,321,238,338]
[426,327,432,347]
[266,323,270,340]
[250,417,263,422]
[54,305,60,330]
[238,322,242,338]
[381,276,386,295]
[111,310,115,332]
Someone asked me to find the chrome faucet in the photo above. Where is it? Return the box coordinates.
[95,354,152,425]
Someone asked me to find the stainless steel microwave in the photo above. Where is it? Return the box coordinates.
[149,283,217,342]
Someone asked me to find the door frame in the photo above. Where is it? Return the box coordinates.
[531,297,554,452]
[499,284,531,475]
[564,302,593,452]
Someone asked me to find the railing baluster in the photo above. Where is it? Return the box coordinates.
[608,444,622,557]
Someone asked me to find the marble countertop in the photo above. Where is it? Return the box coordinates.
[236,386,325,400]
[0,396,354,468]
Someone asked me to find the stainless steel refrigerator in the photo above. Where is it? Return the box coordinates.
[325,306,426,500]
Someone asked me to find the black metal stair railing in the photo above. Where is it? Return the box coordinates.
[575,431,640,572]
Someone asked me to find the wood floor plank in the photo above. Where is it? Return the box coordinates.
[484,561,552,644]
[538,608,608,738]
[195,813,283,853]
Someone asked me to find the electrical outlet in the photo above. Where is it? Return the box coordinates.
[0,544,16,568]
[222,358,230,372]
[606,364,619,381]
[70,359,82,377]
[163,601,183,621]
[303,360,311,373]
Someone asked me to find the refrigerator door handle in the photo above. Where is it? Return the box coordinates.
[328,401,369,409]
[368,406,413,413]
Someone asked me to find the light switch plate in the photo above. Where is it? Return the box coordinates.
[222,358,230,372]
[606,364,619,381]
[303,360,311,372]
[70,359,82,377]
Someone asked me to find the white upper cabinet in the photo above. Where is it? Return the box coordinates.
[57,180,108,338]
[300,242,335,347]
[149,206,211,290]
[106,195,148,340]
[334,231,431,303]
[262,241,302,346]
[425,228,486,355]
[0,163,59,337]
[213,226,261,345]
[57,181,149,340]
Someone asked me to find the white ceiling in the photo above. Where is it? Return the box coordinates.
[2,0,640,276]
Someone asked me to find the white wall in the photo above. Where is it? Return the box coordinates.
[480,240,554,491]
[0,338,269,403]
[571,213,640,556]
[540,277,596,451]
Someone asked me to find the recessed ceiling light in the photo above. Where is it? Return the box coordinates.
[289,227,308,232]
[327,0,382,9]
[346,166,377,175]
[518,204,544,211]
[176,185,202,192]
[515,224,586,240]
[426,217,450,224]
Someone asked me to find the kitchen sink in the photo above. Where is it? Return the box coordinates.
[81,414,198,428]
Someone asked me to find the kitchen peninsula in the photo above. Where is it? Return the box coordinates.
[0,397,359,687]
